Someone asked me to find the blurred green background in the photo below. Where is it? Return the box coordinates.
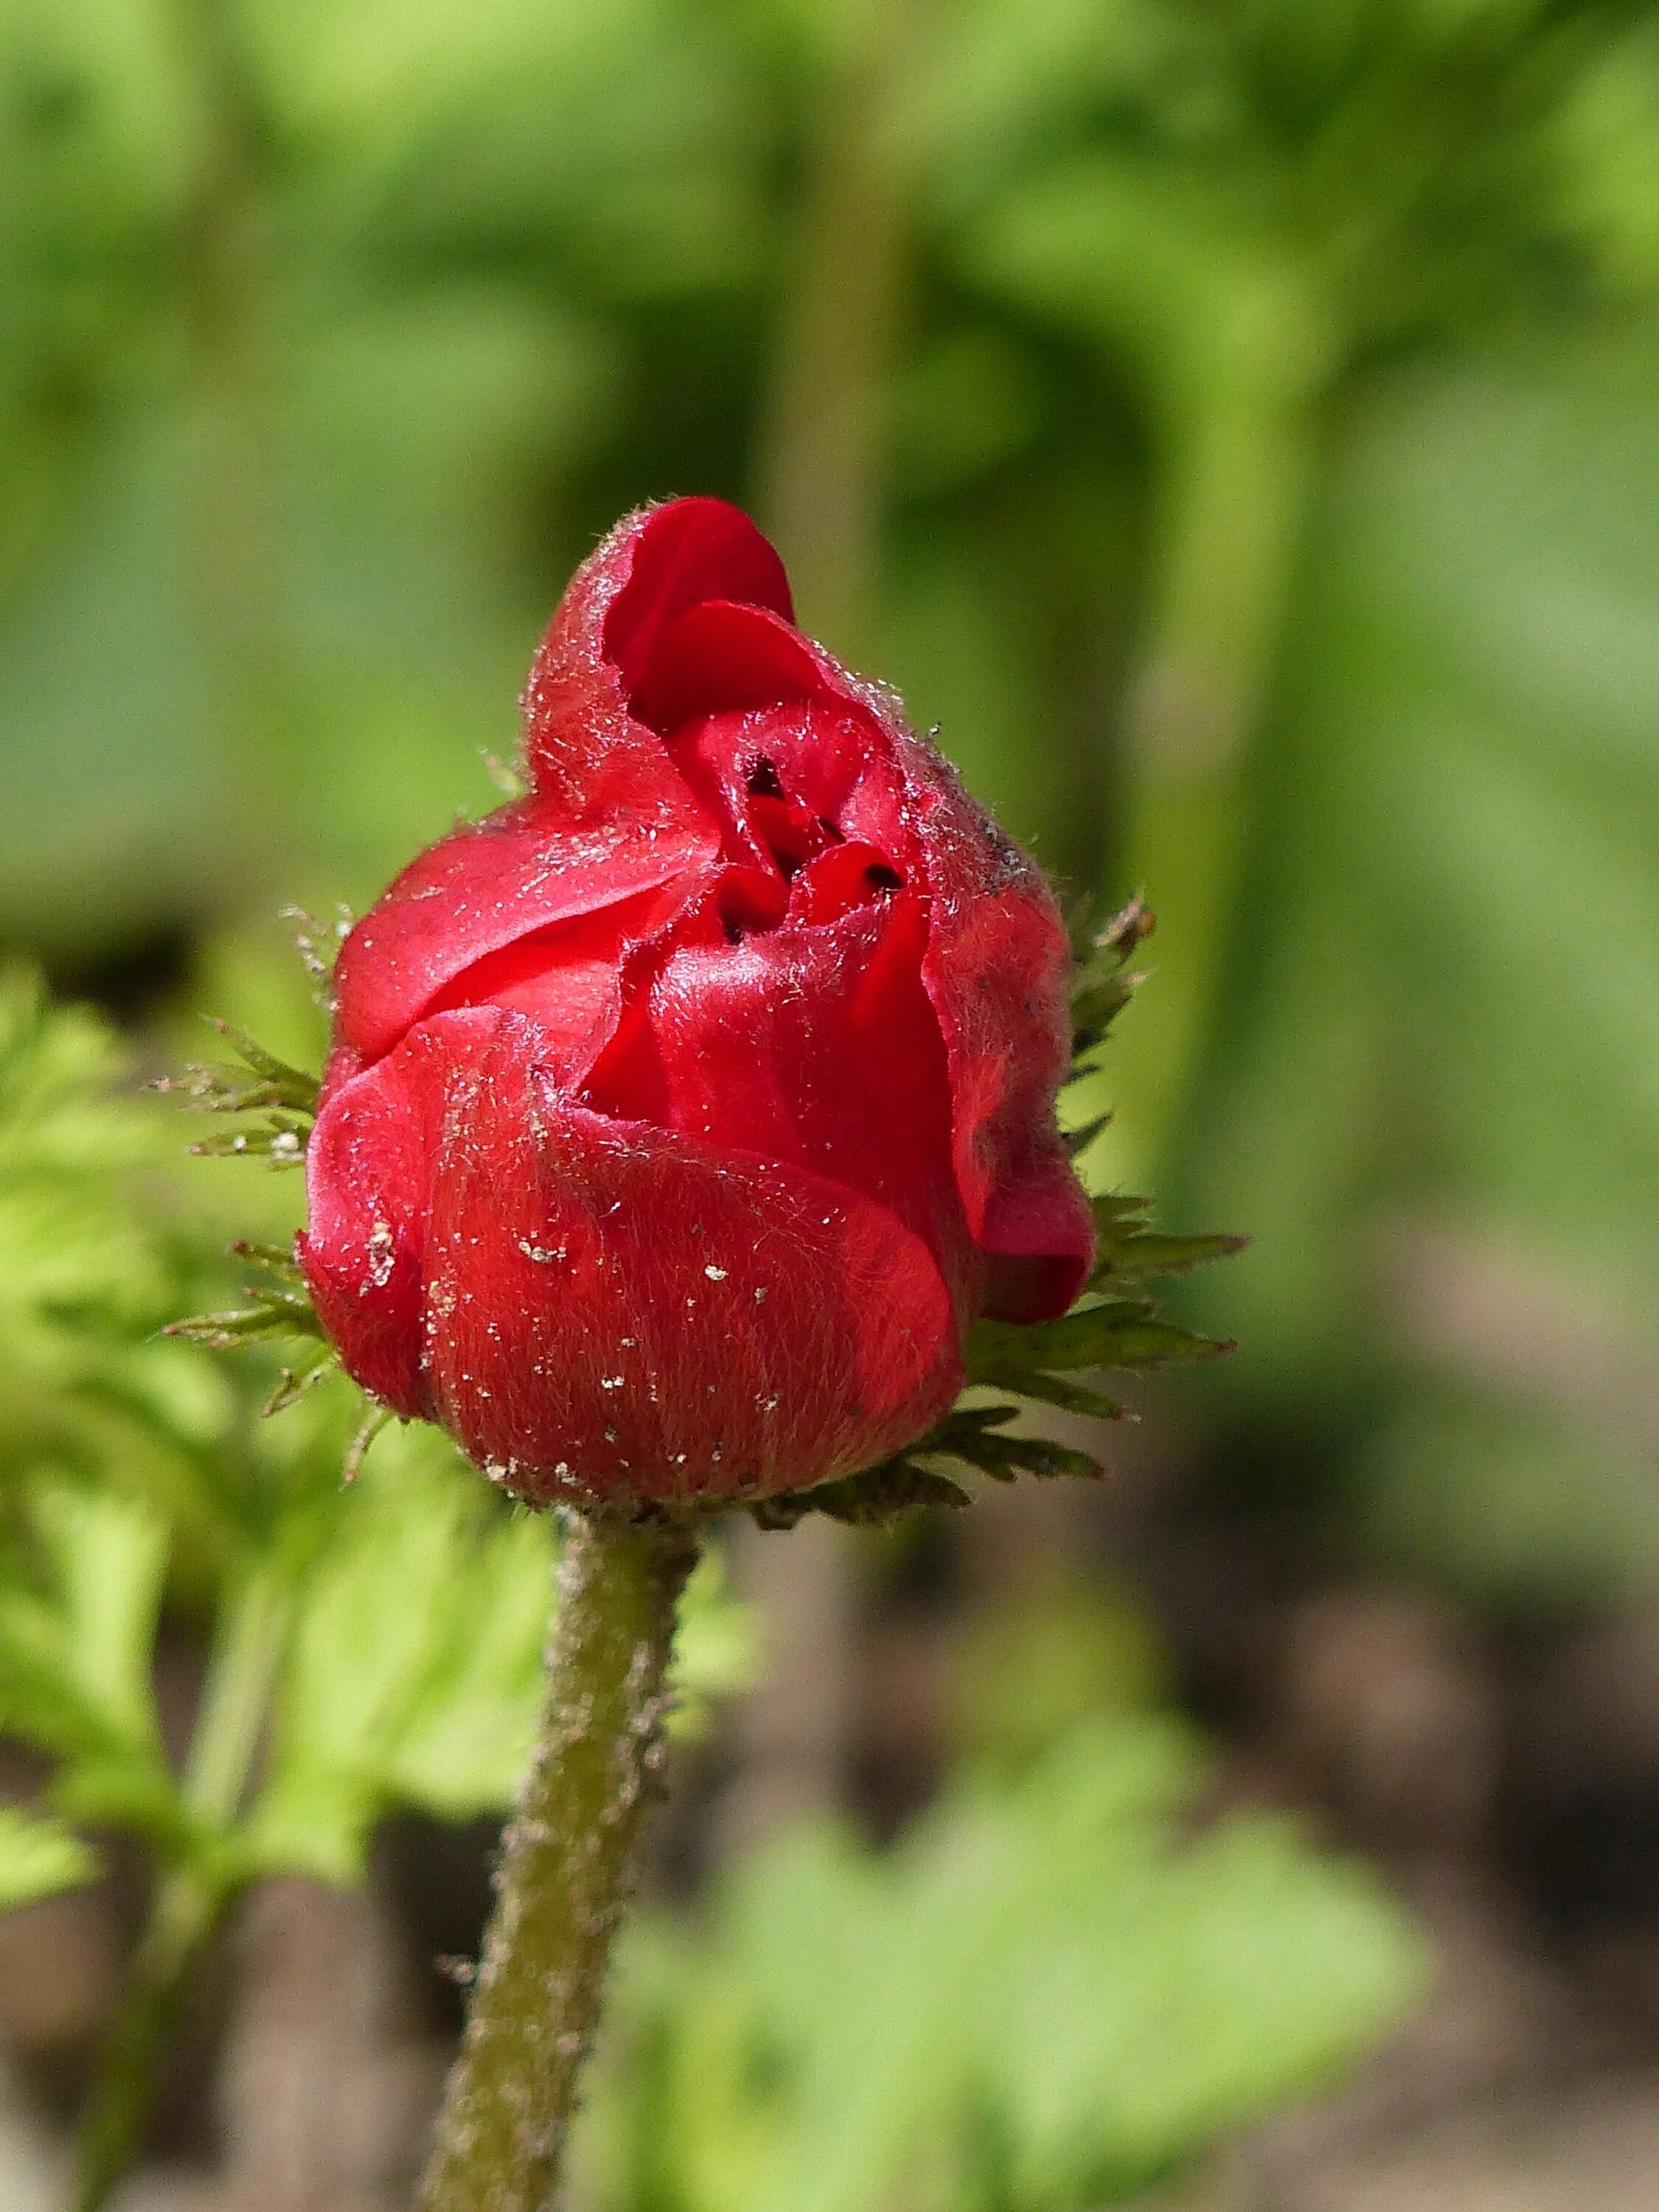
[5,0,1659,2204]
[6,0,1657,1607]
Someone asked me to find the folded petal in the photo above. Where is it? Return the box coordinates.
[600,501,795,692]
[409,1010,960,1502]
[886,728,1094,1318]
[521,498,793,801]
[332,798,720,1067]
[629,599,827,734]
[582,887,976,1313]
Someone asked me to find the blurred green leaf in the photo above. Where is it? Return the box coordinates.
[0,1804,99,1911]
[248,1433,754,1884]
[1175,332,1659,1593]
[0,1481,178,1838]
[572,1719,1427,2212]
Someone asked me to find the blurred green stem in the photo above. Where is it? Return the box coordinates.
[162,0,285,830]
[70,1869,219,2212]
[418,1512,700,2212]
[756,0,929,648]
[1088,379,1319,1180]
[70,1565,289,2212]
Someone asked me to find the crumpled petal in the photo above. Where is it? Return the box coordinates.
[332,797,719,1068]
[310,1008,961,1502]
[672,694,917,880]
[521,498,792,803]
[630,569,1093,1318]
[583,886,977,1317]
[616,540,1094,1318]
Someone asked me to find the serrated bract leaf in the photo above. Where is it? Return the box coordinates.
[971,1304,1232,1382]
[751,1463,972,1531]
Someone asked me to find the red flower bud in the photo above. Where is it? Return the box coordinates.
[300,499,1093,1504]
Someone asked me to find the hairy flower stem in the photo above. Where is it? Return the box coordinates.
[419,1510,700,2212]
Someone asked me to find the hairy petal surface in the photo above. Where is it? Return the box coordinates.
[309,1010,961,1502]
[585,887,977,1318]
[333,799,718,1068]
[301,1044,433,1419]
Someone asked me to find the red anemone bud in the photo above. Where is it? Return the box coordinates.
[301,498,1093,1505]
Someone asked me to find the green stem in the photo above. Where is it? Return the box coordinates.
[159,0,286,870]
[419,1511,700,2212]
[754,0,928,650]
[70,1868,220,2212]
[69,1565,288,2212]
[1098,383,1318,1178]
[181,1560,289,1830]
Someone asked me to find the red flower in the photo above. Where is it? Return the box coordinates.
[300,499,1092,1504]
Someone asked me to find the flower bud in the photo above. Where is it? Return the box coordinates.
[301,499,1092,1503]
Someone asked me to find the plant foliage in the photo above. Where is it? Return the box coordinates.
[0,969,752,1916]
[569,1718,1427,2212]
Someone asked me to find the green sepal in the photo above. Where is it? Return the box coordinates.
[278,904,353,1009]
[917,1405,1102,1483]
[186,1115,310,1167]
[970,1302,1233,1384]
[230,1239,305,1279]
[262,1347,340,1417]
[164,1295,327,1350]
[1062,1111,1113,1159]
[154,1019,320,1168]
[197,1020,320,1116]
[751,1403,1106,1528]
[750,1461,972,1531]
[1068,897,1155,1063]
[343,1402,394,1485]
[165,1242,331,1369]
[961,1360,1129,1422]
[1089,1194,1250,1289]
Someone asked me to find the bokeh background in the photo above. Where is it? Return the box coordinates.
[4,0,1659,2205]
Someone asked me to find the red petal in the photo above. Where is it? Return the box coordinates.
[582,888,978,1318]
[661,611,1094,1318]
[299,1043,434,1419]
[332,799,719,1067]
[600,501,794,693]
[521,499,791,801]
[405,1010,959,1501]
[788,840,905,926]
[886,735,1094,1318]
[673,698,917,875]
[412,875,694,1088]
[629,599,827,734]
